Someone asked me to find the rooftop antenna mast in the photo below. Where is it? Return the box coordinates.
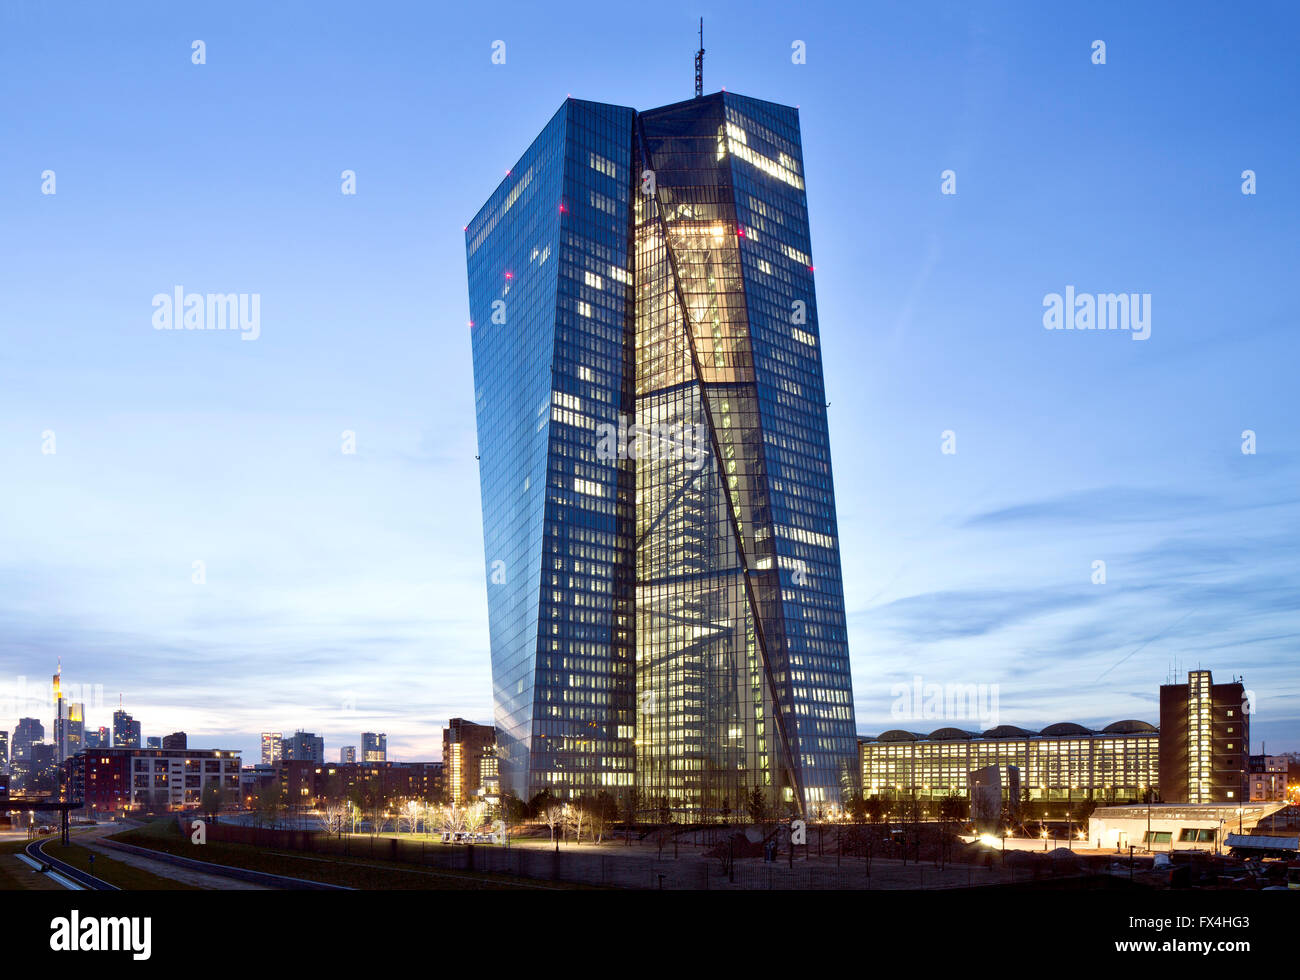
[694,18,704,98]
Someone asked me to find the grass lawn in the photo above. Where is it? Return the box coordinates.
[110,819,585,890]
[0,840,67,891]
[39,838,199,891]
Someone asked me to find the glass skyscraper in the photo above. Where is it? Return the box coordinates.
[466,91,857,818]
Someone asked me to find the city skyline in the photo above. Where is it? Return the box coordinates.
[0,677,461,766]
[0,662,487,767]
[2,1,1298,771]
[0,656,1284,773]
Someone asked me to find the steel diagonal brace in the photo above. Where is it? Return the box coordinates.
[635,116,805,815]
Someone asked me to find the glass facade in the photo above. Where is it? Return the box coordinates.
[1158,669,1249,804]
[467,93,857,816]
[1186,669,1211,803]
[861,721,1161,804]
[468,100,638,804]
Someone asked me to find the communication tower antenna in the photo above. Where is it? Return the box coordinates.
[695,19,704,98]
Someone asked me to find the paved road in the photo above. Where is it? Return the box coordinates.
[25,838,119,891]
[26,822,349,890]
[94,837,351,890]
[76,827,269,891]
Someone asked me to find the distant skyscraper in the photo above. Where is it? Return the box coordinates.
[49,663,93,761]
[146,736,162,749]
[52,663,68,759]
[361,732,386,763]
[65,703,85,759]
[113,708,141,748]
[162,732,187,750]
[260,732,283,765]
[14,718,43,761]
[466,91,858,815]
[85,726,110,749]
[283,731,324,764]
[443,719,495,807]
[0,730,8,768]
[339,745,357,764]
[26,742,59,794]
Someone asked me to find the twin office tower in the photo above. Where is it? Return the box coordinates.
[466,91,857,817]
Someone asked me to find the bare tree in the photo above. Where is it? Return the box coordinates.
[745,785,768,827]
[254,782,282,829]
[937,793,967,868]
[395,799,419,835]
[717,838,736,879]
[589,792,616,844]
[655,796,674,860]
[200,783,226,823]
[318,802,347,838]
[464,801,488,834]
[622,788,641,847]
[542,803,565,843]
[436,804,463,837]
[364,800,388,839]
[428,804,451,838]
[565,801,588,844]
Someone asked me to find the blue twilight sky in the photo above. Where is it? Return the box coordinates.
[1,1,1297,766]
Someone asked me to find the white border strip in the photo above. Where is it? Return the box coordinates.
[16,852,86,890]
